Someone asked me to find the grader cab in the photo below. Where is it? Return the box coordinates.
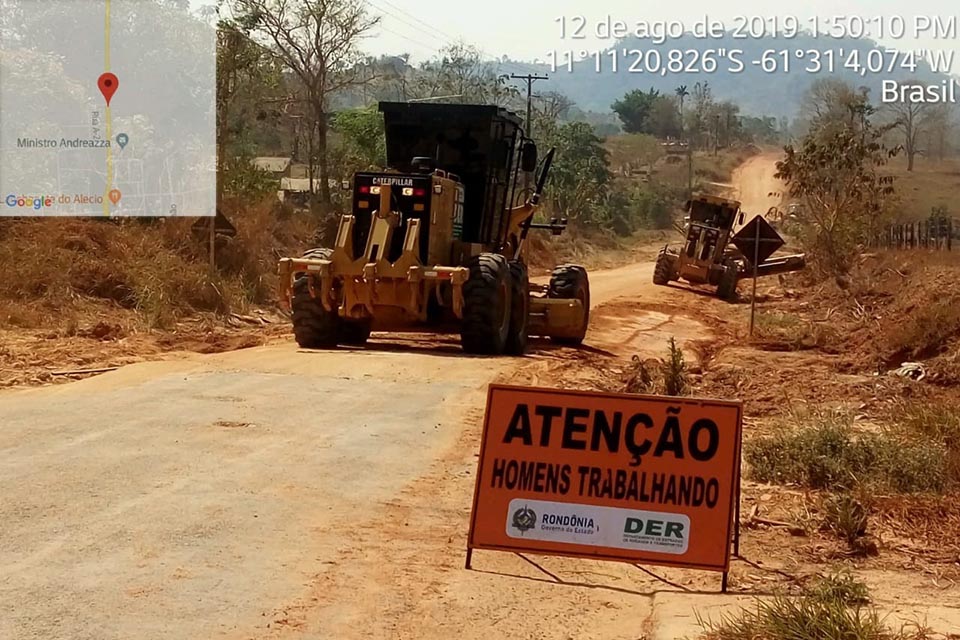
[277,101,590,355]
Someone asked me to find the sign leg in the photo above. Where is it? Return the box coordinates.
[465,547,473,570]
[721,571,729,593]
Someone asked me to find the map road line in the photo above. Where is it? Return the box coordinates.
[102,0,114,217]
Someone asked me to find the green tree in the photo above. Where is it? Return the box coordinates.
[675,85,689,143]
[741,115,780,144]
[647,95,681,139]
[216,10,284,199]
[611,89,661,134]
[541,122,612,226]
[710,101,742,148]
[332,105,386,171]
[776,110,898,275]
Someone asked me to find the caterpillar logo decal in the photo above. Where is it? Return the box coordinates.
[467,385,742,574]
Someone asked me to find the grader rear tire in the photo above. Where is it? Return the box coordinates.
[291,247,340,348]
[548,264,590,346]
[505,260,529,356]
[653,249,676,285]
[461,254,512,355]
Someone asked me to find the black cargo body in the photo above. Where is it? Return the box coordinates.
[378,102,523,247]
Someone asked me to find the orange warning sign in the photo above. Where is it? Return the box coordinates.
[467,385,743,573]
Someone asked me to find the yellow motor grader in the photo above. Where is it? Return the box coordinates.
[653,194,806,301]
[277,102,590,355]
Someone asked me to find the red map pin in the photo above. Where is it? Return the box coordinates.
[97,73,119,106]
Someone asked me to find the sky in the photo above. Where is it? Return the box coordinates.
[194,0,959,72]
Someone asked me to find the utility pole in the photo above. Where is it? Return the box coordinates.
[510,73,549,139]
[714,114,721,156]
[510,73,549,195]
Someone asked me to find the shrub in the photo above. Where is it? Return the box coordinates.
[807,571,871,606]
[822,492,869,546]
[886,297,960,362]
[745,410,949,493]
[895,402,960,485]
[698,573,931,640]
[662,337,687,396]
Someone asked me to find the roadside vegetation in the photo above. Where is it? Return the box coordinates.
[623,337,689,396]
[0,200,313,331]
[699,573,935,640]
[745,408,950,495]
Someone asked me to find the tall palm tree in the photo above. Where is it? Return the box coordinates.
[675,85,692,198]
[675,85,689,141]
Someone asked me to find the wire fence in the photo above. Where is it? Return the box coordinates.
[875,208,955,251]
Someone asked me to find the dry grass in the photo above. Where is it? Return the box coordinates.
[526,226,630,273]
[689,339,721,372]
[699,572,936,640]
[885,296,960,363]
[693,144,762,184]
[882,156,960,222]
[750,311,839,352]
[745,409,949,494]
[0,198,315,331]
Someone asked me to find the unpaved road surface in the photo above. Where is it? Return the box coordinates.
[1,263,713,640]
[730,151,785,217]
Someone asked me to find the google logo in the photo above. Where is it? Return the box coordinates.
[5,194,55,210]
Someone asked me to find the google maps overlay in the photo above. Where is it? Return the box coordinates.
[0,0,216,217]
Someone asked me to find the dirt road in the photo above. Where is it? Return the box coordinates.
[1,263,714,640]
[729,151,785,217]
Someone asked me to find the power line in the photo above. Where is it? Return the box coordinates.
[374,23,443,57]
[365,0,532,74]
[374,0,459,43]
[367,2,449,51]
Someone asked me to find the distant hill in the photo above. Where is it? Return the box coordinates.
[498,32,953,119]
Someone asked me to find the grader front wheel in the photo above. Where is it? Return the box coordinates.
[548,264,590,346]
[653,249,677,286]
[717,264,739,302]
[291,248,340,349]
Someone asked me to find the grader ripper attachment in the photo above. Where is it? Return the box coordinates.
[277,102,590,355]
[652,194,806,301]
